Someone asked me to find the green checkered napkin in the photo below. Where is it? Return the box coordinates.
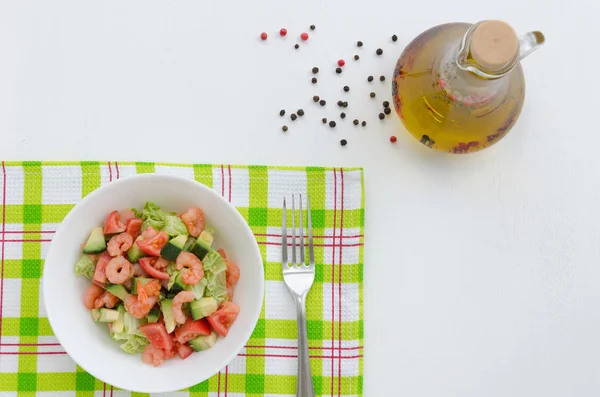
[0,162,364,397]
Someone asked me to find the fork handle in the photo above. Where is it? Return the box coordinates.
[295,294,316,397]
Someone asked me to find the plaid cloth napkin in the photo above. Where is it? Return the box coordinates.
[0,162,364,397]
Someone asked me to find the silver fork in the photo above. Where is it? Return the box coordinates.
[282,194,315,397]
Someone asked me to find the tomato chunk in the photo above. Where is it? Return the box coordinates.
[104,211,126,235]
[136,231,168,256]
[120,209,136,226]
[92,252,111,286]
[174,317,211,344]
[139,323,173,351]
[177,343,194,360]
[207,301,240,337]
[125,218,143,239]
[138,257,170,280]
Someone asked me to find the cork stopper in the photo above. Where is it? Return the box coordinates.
[470,20,519,70]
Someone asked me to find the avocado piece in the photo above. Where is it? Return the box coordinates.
[106,284,128,301]
[92,308,120,323]
[147,309,161,323]
[131,277,153,294]
[190,297,218,320]
[160,235,188,261]
[83,227,107,254]
[198,230,214,245]
[189,332,218,352]
[170,273,186,294]
[111,305,126,333]
[183,236,196,252]
[127,236,147,262]
[160,299,176,333]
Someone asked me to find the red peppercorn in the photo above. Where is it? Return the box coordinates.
[390,136,397,143]
[260,32,268,40]
[300,32,309,41]
[338,59,345,67]
[280,28,287,37]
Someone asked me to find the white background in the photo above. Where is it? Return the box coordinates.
[0,0,599,396]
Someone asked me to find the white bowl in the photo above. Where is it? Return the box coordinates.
[42,174,264,393]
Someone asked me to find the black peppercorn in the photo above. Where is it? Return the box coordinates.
[376,48,383,55]
[329,121,336,128]
[295,44,300,49]
[311,77,317,84]
[336,67,342,74]
[343,86,349,92]
[357,41,363,47]
[380,75,386,82]
[342,101,348,108]
[297,109,304,116]
[361,121,367,126]
[319,99,326,106]
[312,67,319,74]
[353,119,359,125]
[310,25,316,30]
[282,125,288,132]
[340,112,346,119]
[313,95,320,102]
[354,55,359,60]
[322,118,327,124]
[280,109,285,116]
[383,101,390,108]
[367,76,374,82]
[291,114,297,121]
[392,34,398,42]
[378,112,385,120]
[340,139,347,146]
[370,92,376,98]
[337,100,344,107]
[384,107,391,115]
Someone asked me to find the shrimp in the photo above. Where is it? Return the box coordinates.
[225,259,240,288]
[93,252,111,286]
[217,248,227,259]
[172,290,195,324]
[142,344,165,367]
[153,257,169,270]
[120,209,136,226]
[175,252,204,285]
[180,207,205,237]
[105,256,132,284]
[132,263,149,277]
[83,284,105,310]
[107,232,133,257]
[124,294,157,319]
[94,291,120,309]
[141,279,161,299]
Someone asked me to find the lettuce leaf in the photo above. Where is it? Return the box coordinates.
[188,278,208,299]
[162,215,188,237]
[74,255,95,279]
[166,263,179,290]
[141,202,168,231]
[205,270,227,304]
[202,250,227,274]
[111,331,149,354]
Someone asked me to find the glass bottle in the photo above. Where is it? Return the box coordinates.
[392,20,545,153]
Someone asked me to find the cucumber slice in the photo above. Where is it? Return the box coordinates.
[191,239,211,260]
[111,305,126,333]
[160,235,187,261]
[189,332,218,351]
[170,273,186,294]
[147,309,161,323]
[127,236,147,262]
[198,231,214,245]
[183,237,196,252]
[83,227,106,254]
[92,308,120,323]
[106,284,128,301]
[160,299,176,333]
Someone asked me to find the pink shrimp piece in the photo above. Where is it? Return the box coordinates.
[225,259,240,287]
[180,207,205,237]
[120,209,136,226]
[172,290,195,324]
[94,291,120,309]
[217,248,227,259]
[105,256,133,284]
[83,284,105,310]
[142,344,165,367]
[124,294,157,319]
[107,232,133,257]
[175,252,204,285]
[93,252,111,286]
[153,257,169,270]
[132,263,150,277]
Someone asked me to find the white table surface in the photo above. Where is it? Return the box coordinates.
[1,1,598,396]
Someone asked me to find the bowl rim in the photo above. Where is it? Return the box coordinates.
[42,173,264,392]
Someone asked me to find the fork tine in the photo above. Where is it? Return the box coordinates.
[291,195,296,266]
[282,197,288,268]
[299,194,305,265]
[307,194,314,266]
